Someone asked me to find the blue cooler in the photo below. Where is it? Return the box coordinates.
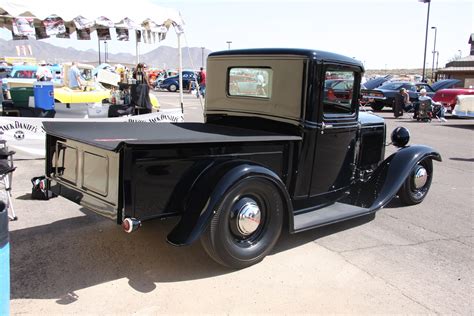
[0,201,9,315]
[34,81,55,110]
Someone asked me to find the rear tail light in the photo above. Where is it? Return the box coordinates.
[122,218,141,233]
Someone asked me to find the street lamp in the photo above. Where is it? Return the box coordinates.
[226,41,232,50]
[458,49,462,58]
[201,47,205,68]
[419,0,431,82]
[431,26,437,81]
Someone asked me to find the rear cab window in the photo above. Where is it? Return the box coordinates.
[228,67,273,99]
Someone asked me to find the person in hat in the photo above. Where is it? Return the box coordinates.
[36,61,53,81]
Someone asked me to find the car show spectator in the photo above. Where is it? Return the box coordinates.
[197,67,206,97]
[393,88,412,118]
[417,88,447,122]
[68,61,83,90]
[133,63,152,88]
[131,63,153,113]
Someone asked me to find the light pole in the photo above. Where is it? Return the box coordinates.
[431,26,437,81]
[104,41,108,63]
[435,51,439,70]
[201,47,205,68]
[419,0,431,82]
[98,37,101,64]
[458,49,462,58]
[226,41,232,50]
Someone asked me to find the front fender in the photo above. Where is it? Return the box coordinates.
[167,161,292,246]
[361,145,441,211]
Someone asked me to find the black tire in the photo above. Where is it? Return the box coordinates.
[398,159,433,205]
[200,176,284,269]
[168,84,177,92]
[371,102,385,111]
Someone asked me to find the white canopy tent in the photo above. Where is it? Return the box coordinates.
[0,0,186,111]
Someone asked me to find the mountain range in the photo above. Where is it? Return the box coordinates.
[0,38,211,69]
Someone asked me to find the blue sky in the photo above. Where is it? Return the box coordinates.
[1,0,472,69]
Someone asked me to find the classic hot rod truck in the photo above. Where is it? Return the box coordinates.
[43,49,441,269]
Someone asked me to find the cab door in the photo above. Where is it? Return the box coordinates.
[309,64,360,199]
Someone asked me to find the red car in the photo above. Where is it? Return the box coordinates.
[433,88,474,111]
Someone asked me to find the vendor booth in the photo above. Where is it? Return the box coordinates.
[0,0,187,158]
[0,0,187,110]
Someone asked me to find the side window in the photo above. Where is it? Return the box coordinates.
[228,67,272,99]
[323,69,356,115]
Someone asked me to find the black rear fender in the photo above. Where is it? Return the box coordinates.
[167,161,292,246]
[354,145,441,210]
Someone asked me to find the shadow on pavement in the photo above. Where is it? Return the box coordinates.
[450,157,474,162]
[441,124,474,130]
[10,207,375,301]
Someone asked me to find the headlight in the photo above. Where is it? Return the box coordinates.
[391,126,410,148]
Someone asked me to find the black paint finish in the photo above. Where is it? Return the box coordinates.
[44,49,441,249]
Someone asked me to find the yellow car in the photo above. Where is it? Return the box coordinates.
[6,63,159,110]
[59,63,159,108]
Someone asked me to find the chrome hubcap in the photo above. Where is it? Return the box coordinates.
[413,166,428,189]
[236,201,261,236]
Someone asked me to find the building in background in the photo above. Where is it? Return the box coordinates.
[436,34,474,88]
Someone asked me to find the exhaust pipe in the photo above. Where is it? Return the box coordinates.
[122,218,141,233]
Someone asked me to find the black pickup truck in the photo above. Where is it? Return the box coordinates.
[44,49,441,269]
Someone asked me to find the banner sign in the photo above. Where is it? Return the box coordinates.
[0,109,184,160]
[43,15,66,36]
[73,16,94,30]
[116,28,129,41]
[12,17,35,38]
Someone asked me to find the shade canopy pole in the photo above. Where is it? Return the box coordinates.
[136,34,140,64]
[178,32,184,114]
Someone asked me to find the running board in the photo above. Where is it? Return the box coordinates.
[293,202,372,232]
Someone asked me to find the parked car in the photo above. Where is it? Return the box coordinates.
[2,64,62,91]
[433,88,474,112]
[0,66,11,79]
[159,71,196,92]
[361,79,461,111]
[362,75,391,90]
[452,95,474,118]
[324,79,353,102]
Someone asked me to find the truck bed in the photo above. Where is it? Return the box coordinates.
[43,121,301,151]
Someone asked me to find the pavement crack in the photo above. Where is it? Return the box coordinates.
[385,214,447,238]
[319,243,440,314]
[453,235,473,247]
[335,236,472,254]
[340,253,440,315]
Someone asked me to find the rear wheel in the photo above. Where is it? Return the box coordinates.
[371,102,385,111]
[398,159,433,205]
[200,177,284,269]
[168,84,177,92]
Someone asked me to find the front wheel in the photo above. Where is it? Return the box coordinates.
[200,177,284,269]
[398,159,433,205]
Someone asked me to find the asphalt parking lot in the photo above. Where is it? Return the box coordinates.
[7,92,474,314]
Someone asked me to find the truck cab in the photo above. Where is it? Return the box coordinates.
[205,49,383,209]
